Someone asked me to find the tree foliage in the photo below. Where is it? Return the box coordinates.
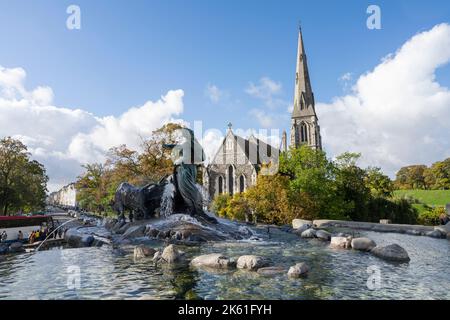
[211,145,416,225]
[0,137,48,215]
[395,159,450,190]
[75,123,183,215]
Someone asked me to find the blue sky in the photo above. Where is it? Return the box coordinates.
[1,0,450,189]
[1,0,449,128]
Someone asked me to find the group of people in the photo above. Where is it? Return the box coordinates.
[28,227,64,244]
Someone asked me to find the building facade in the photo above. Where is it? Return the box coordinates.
[204,28,322,200]
[47,183,78,208]
[203,125,279,198]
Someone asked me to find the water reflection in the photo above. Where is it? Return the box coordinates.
[0,229,449,300]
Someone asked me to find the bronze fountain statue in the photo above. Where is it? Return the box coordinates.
[113,128,217,224]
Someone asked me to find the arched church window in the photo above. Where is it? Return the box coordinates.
[239,175,245,193]
[218,176,223,194]
[228,166,234,196]
[301,123,308,143]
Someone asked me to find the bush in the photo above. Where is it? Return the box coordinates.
[417,206,445,226]
[367,197,418,224]
[211,194,231,218]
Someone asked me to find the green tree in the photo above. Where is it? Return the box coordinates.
[365,166,394,198]
[395,165,427,189]
[334,152,371,221]
[279,145,349,220]
[0,137,48,215]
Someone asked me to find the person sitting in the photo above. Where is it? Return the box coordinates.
[17,230,24,240]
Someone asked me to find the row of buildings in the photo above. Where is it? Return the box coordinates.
[49,28,322,207]
[47,183,78,208]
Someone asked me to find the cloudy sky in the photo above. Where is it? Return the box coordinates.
[0,0,449,191]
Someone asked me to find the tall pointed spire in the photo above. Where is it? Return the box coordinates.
[292,27,316,119]
[290,26,322,150]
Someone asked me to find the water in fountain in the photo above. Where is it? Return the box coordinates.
[160,180,175,218]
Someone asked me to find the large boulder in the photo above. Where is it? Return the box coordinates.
[122,225,146,239]
[292,224,310,235]
[8,242,25,253]
[134,245,157,259]
[287,262,309,278]
[315,230,331,241]
[330,236,352,249]
[292,219,313,230]
[425,230,445,239]
[236,255,269,271]
[434,222,450,235]
[301,228,317,238]
[371,244,410,262]
[190,253,236,269]
[351,237,376,251]
[160,244,184,264]
[65,228,95,247]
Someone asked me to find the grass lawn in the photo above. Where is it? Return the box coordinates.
[394,189,450,206]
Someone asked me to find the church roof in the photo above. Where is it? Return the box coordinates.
[209,126,280,166]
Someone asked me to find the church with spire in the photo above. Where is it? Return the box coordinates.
[204,27,322,200]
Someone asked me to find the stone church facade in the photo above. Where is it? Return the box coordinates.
[203,124,279,198]
[204,28,322,200]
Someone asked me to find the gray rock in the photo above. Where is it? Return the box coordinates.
[65,228,95,247]
[257,266,286,276]
[315,230,331,241]
[351,237,376,251]
[104,218,118,230]
[405,229,421,236]
[371,244,410,262]
[287,262,309,278]
[236,255,269,271]
[134,245,157,259]
[330,236,352,249]
[117,222,131,234]
[434,222,450,235]
[426,230,444,238]
[190,253,236,269]
[8,242,25,253]
[301,228,317,238]
[80,235,95,247]
[0,244,8,255]
[152,250,162,261]
[292,219,313,230]
[112,221,126,233]
[122,225,146,239]
[160,244,184,264]
[292,224,310,235]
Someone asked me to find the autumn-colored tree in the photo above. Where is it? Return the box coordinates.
[139,123,184,183]
[245,174,293,224]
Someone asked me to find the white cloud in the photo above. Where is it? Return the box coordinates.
[245,76,288,109]
[0,65,185,191]
[317,23,450,177]
[205,84,223,103]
